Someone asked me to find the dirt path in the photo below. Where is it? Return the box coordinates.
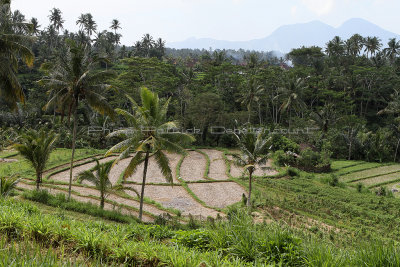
[200,149,229,180]
[188,182,246,209]
[124,184,222,218]
[180,151,207,181]
[17,181,153,222]
[48,157,117,183]
[125,153,181,184]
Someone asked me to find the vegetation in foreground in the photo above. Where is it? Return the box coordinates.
[1,196,400,266]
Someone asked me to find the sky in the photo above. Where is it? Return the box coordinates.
[11,0,400,45]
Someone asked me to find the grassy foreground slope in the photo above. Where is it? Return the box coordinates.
[1,195,400,266]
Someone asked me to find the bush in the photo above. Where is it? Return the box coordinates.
[328,174,339,187]
[274,150,296,167]
[296,149,331,172]
[270,135,299,153]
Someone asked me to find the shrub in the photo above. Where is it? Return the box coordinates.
[287,167,300,177]
[274,150,296,167]
[270,135,300,153]
[328,174,339,187]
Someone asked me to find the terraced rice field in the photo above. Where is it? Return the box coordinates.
[15,149,278,221]
[335,160,400,193]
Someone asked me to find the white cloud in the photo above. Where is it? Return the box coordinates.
[301,0,335,15]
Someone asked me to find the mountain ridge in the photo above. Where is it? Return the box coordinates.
[167,18,400,53]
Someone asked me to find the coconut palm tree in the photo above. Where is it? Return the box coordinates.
[39,39,116,200]
[0,0,34,108]
[276,77,306,129]
[232,131,271,207]
[14,129,58,190]
[383,38,400,64]
[106,87,195,221]
[0,175,19,197]
[76,14,87,32]
[110,19,121,35]
[325,36,345,57]
[238,78,264,124]
[48,8,64,34]
[30,17,41,35]
[364,36,381,58]
[76,159,113,209]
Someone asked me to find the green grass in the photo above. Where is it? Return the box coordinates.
[331,160,365,170]
[341,165,400,182]
[334,162,383,176]
[2,197,400,266]
[23,190,140,224]
[350,172,400,187]
[0,234,112,266]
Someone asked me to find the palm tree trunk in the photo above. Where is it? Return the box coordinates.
[100,193,105,210]
[247,170,253,208]
[36,171,40,190]
[139,151,150,221]
[68,108,78,201]
[394,137,400,162]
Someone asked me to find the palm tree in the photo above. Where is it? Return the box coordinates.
[39,40,116,200]
[346,34,364,57]
[14,129,58,190]
[0,0,34,108]
[0,175,19,197]
[110,19,121,46]
[110,19,121,35]
[383,38,400,64]
[325,36,345,57]
[30,17,41,35]
[84,13,96,38]
[76,159,113,209]
[141,33,154,58]
[364,36,381,58]
[48,8,64,34]
[232,131,271,207]
[76,14,87,31]
[276,77,306,129]
[106,87,195,221]
[238,78,264,123]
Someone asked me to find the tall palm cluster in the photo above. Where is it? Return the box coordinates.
[133,34,166,59]
[325,34,399,61]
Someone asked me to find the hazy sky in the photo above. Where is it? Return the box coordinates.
[11,0,400,45]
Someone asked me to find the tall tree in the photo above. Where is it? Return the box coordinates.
[276,77,306,129]
[384,38,400,64]
[39,40,116,200]
[364,36,381,58]
[14,129,58,190]
[30,17,41,35]
[233,131,271,207]
[48,8,64,34]
[106,87,195,221]
[0,0,34,108]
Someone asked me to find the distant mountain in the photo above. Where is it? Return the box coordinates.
[168,18,400,53]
